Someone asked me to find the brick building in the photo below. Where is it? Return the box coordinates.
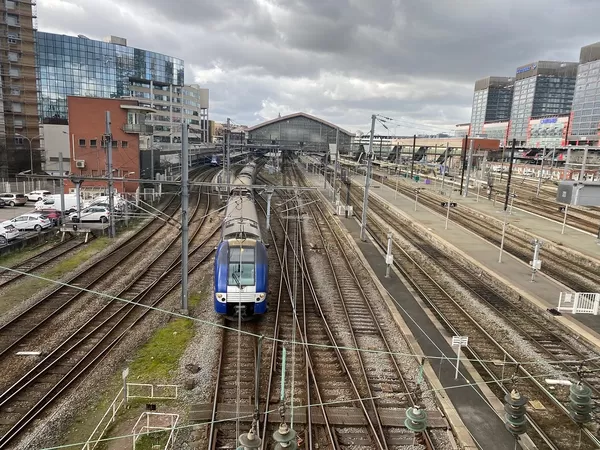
[66,96,154,195]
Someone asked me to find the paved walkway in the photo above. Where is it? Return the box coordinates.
[366,165,600,261]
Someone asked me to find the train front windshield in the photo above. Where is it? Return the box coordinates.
[228,247,255,287]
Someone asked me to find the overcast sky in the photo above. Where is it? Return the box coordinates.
[40,0,600,136]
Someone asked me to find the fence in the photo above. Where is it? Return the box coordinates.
[557,292,600,315]
[81,384,179,450]
[132,412,179,450]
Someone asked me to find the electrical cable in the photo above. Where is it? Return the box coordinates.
[38,365,600,450]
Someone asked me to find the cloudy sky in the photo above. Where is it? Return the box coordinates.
[39,0,600,135]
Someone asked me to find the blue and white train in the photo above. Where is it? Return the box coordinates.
[214,162,269,319]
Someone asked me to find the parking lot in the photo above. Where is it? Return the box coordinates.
[0,203,37,222]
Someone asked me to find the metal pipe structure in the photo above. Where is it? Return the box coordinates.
[503,139,517,212]
[58,152,66,226]
[360,114,376,241]
[181,124,189,313]
[105,111,115,238]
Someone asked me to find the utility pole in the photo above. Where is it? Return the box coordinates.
[503,139,517,212]
[332,128,339,202]
[379,136,383,161]
[150,146,155,181]
[58,152,66,226]
[463,139,474,197]
[580,147,589,180]
[105,111,115,238]
[181,124,189,313]
[360,114,376,241]
[226,118,231,199]
[563,147,571,180]
[410,134,416,180]
[536,147,546,198]
[441,143,449,194]
[459,135,468,196]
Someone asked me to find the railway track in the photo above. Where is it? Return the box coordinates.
[292,164,437,449]
[0,172,221,447]
[0,237,87,289]
[368,175,600,293]
[348,187,600,450]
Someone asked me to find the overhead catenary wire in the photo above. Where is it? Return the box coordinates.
[38,365,600,450]
[0,264,598,370]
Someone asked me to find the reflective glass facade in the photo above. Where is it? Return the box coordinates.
[248,114,353,153]
[470,77,513,136]
[36,33,184,121]
[570,60,600,141]
[526,116,569,147]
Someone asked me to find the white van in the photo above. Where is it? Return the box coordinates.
[35,194,79,213]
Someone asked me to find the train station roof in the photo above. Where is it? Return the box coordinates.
[247,112,353,136]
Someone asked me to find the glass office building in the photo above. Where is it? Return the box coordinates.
[470,77,514,136]
[247,112,353,153]
[508,61,577,144]
[36,33,184,122]
[569,42,600,145]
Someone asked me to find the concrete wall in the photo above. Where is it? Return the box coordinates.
[42,124,70,175]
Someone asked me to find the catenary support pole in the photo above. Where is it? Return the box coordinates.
[463,138,474,197]
[580,147,589,180]
[440,143,449,194]
[58,152,66,226]
[332,128,339,202]
[410,134,416,180]
[564,148,571,180]
[503,139,517,212]
[75,181,82,225]
[561,204,569,235]
[360,114,376,241]
[105,111,115,238]
[266,189,273,230]
[536,147,546,198]
[181,124,189,313]
[385,232,393,278]
[499,210,508,263]
[531,239,541,282]
[459,135,468,196]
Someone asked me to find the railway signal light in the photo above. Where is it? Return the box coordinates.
[504,389,528,436]
[569,383,593,424]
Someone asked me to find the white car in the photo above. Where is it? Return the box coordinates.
[0,223,19,245]
[69,206,110,223]
[27,190,52,202]
[3,214,52,231]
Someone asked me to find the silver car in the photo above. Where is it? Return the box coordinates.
[3,214,52,231]
[0,193,27,206]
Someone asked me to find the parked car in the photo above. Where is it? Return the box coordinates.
[35,194,79,213]
[0,223,19,245]
[69,206,110,223]
[0,193,27,206]
[0,198,5,208]
[27,190,52,202]
[39,210,62,226]
[2,213,52,231]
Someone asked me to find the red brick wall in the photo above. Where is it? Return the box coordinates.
[66,96,139,193]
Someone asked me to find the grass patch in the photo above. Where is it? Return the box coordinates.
[188,291,202,308]
[129,318,195,383]
[0,237,112,316]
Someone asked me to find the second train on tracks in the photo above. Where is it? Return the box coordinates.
[214,162,269,319]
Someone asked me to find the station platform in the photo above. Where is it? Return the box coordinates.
[300,171,520,450]
[367,166,600,261]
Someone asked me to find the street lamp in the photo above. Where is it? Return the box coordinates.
[15,133,42,190]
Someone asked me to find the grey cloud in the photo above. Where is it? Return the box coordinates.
[38,0,600,133]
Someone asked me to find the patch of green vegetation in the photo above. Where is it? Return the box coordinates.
[0,240,57,268]
[0,237,112,316]
[188,291,203,308]
[132,431,170,450]
[129,318,195,383]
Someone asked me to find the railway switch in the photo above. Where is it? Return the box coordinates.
[504,389,528,436]
[569,383,593,424]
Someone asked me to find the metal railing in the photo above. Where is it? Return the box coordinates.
[132,412,179,450]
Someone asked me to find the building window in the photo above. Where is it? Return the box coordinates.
[13,119,23,128]
[7,34,18,44]
[8,52,18,62]
[9,68,19,77]
[14,136,23,145]
[6,14,19,26]
[6,0,16,9]
[90,139,97,147]
[11,102,21,112]
[10,87,19,96]
[79,138,86,146]
[121,140,128,148]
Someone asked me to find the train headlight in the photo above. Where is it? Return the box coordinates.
[216,293,225,301]
[258,293,266,299]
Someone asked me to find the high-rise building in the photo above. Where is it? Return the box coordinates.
[469,76,514,137]
[508,61,577,145]
[36,32,186,172]
[128,82,209,147]
[0,0,39,178]
[569,42,600,145]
